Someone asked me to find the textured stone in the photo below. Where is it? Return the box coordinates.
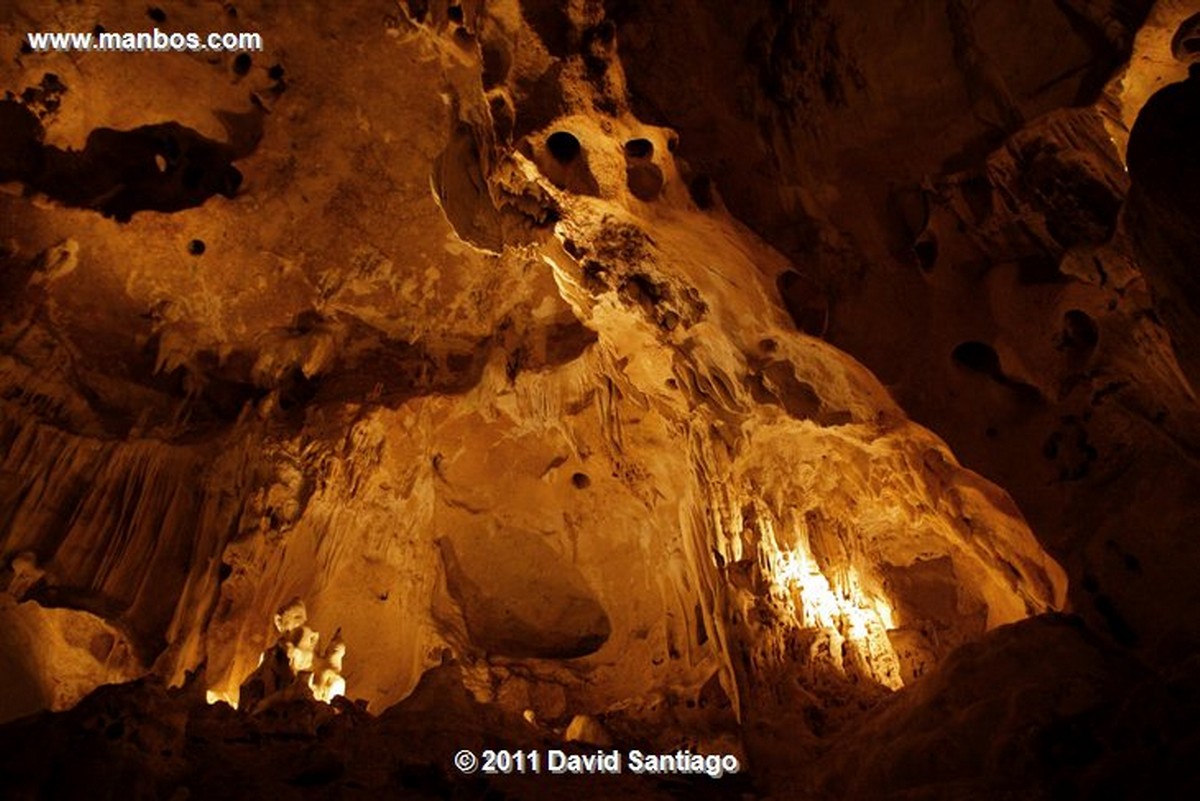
[0,0,1198,796]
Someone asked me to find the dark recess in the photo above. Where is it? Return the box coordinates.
[546,131,581,164]
[0,100,248,222]
[233,53,252,76]
[952,341,1001,375]
[777,270,829,337]
[624,138,654,159]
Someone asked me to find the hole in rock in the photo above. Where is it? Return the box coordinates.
[0,100,247,221]
[1062,309,1099,352]
[187,239,206,256]
[232,53,252,76]
[624,138,654,159]
[952,341,1001,375]
[545,131,581,164]
[626,162,664,200]
[571,472,591,489]
[147,7,167,23]
[1172,13,1200,61]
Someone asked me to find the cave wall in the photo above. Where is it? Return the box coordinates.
[0,0,1068,728]
[0,0,1198,797]
[611,0,1200,663]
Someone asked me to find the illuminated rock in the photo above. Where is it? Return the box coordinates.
[235,597,346,711]
[4,552,44,600]
[0,0,1198,797]
[0,594,143,722]
[0,0,1066,732]
[565,713,612,746]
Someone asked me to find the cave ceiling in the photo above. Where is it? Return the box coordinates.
[1,1,1199,799]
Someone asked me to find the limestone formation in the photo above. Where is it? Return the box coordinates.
[236,597,347,712]
[0,0,1198,798]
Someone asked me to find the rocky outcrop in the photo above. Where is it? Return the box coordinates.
[0,0,1068,732]
[816,615,1200,799]
[0,594,142,722]
[606,0,1200,667]
[1,0,1199,797]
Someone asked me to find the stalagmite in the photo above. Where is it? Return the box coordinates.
[235,597,346,711]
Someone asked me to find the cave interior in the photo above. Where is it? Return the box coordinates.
[2,1,1200,799]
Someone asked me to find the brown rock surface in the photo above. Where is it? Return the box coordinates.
[0,0,1198,798]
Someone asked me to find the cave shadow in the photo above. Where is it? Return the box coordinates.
[1125,62,1200,389]
[0,99,252,222]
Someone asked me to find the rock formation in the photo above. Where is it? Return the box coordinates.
[235,597,347,712]
[0,0,1198,798]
